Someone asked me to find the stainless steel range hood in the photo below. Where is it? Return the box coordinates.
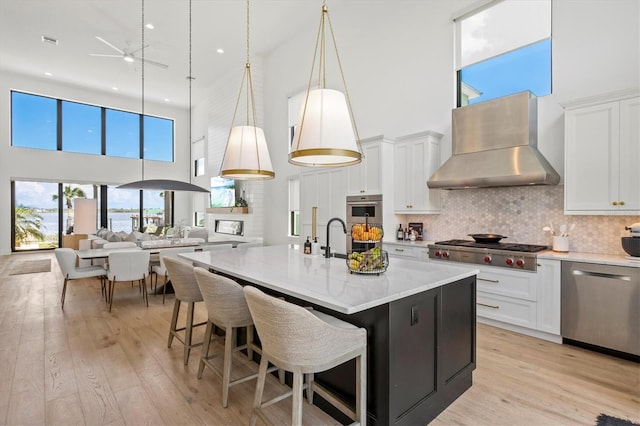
[427,91,559,189]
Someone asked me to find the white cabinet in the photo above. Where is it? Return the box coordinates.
[347,135,393,196]
[300,168,348,254]
[393,131,442,214]
[384,242,428,261]
[564,93,640,215]
[536,258,561,335]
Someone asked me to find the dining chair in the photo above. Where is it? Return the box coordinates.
[54,248,107,309]
[243,286,367,426]
[106,249,150,312]
[150,246,196,303]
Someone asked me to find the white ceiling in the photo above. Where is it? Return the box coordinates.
[0,0,319,109]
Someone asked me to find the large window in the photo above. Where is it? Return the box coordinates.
[62,101,102,155]
[13,181,59,250]
[455,0,552,106]
[288,176,300,238]
[11,91,173,161]
[106,109,140,159]
[11,92,57,150]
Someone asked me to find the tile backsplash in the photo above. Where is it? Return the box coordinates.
[403,185,638,256]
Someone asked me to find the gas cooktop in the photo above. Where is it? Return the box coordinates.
[434,239,548,253]
[428,240,549,271]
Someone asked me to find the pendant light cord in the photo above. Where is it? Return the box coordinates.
[141,0,146,181]
[188,0,193,184]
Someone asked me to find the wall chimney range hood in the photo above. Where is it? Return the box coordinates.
[427,91,560,189]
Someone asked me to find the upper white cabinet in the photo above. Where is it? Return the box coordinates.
[347,135,393,196]
[393,131,443,214]
[564,92,640,215]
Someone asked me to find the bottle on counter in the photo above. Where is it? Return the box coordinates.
[304,236,311,254]
[311,237,319,255]
[397,224,404,240]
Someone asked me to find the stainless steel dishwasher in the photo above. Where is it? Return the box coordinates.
[561,261,640,357]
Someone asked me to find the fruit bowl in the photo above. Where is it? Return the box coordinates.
[347,248,389,275]
[350,223,383,242]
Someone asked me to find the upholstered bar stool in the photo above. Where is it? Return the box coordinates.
[163,257,207,365]
[243,286,368,426]
[150,246,196,303]
[193,267,283,407]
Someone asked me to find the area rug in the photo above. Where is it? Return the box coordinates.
[9,259,51,275]
[597,414,640,426]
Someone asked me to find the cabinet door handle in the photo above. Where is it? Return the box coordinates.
[620,200,625,206]
[477,302,500,309]
[612,201,618,206]
[394,248,404,252]
[478,277,499,283]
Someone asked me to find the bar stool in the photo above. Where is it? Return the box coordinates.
[243,286,367,426]
[193,267,283,407]
[163,257,207,365]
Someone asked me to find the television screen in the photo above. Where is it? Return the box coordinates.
[210,176,235,208]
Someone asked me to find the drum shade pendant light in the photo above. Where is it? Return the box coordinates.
[119,0,209,193]
[288,2,362,168]
[219,0,275,180]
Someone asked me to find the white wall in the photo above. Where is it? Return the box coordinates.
[0,70,192,254]
[260,0,640,247]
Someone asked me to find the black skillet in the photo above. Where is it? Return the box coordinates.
[468,234,507,243]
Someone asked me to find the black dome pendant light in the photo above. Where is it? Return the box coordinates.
[118,0,208,193]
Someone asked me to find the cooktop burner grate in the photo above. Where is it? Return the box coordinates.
[434,239,548,253]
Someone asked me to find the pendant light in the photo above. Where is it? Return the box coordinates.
[119,0,209,193]
[288,1,362,168]
[219,0,275,180]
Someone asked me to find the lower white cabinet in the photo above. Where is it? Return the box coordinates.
[384,242,428,261]
[449,259,561,341]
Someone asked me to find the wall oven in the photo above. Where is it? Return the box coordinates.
[346,194,383,253]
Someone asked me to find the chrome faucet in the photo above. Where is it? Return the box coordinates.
[322,217,347,258]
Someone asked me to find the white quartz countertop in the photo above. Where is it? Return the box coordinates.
[179,244,479,314]
[538,250,640,268]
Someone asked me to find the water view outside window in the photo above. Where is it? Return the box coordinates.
[144,116,174,161]
[106,109,140,159]
[142,189,166,233]
[11,92,57,150]
[106,185,140,233]
[62,101,102,154]
[14,181,59,250]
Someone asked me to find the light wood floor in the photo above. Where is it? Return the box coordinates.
[1,251,638,426]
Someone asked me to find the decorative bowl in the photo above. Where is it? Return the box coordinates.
[347,248,388,275]
[621,237,640,257]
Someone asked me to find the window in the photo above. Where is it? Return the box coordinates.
[106,185,140,232]
[194,211,205,227]
[194,157,205,176]
[62,101,101,155]
[13,181,59,250]
[288,176,300,237]
[11,92,57,150]
[144,116,174,161]
[455,0,552,106]
[106,109,140,159]
[11,91,174,160]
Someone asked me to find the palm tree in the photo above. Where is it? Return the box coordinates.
[15,205,45,247]
[52,185,86,232]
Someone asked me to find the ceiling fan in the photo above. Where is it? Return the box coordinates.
[88,36,168,69]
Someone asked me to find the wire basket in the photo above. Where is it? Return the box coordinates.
[346,249,388,275]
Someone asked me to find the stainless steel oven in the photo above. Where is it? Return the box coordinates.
[346,194,383,224]
[346,194,383,253]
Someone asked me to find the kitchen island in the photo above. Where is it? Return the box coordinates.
[179,245,479,425]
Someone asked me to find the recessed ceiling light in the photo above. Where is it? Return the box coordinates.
[146,23,154,29]
[216,48,224,54]
[164,98,170,102]
[41,35,58,45]
[44,72,52,76]
[112,87,119,91]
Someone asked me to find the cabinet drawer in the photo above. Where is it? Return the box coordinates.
[476,267,537,301]
[476,291,537,329]
[385,244,419,259]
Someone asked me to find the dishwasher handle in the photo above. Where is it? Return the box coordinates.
[572,269,632,281]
